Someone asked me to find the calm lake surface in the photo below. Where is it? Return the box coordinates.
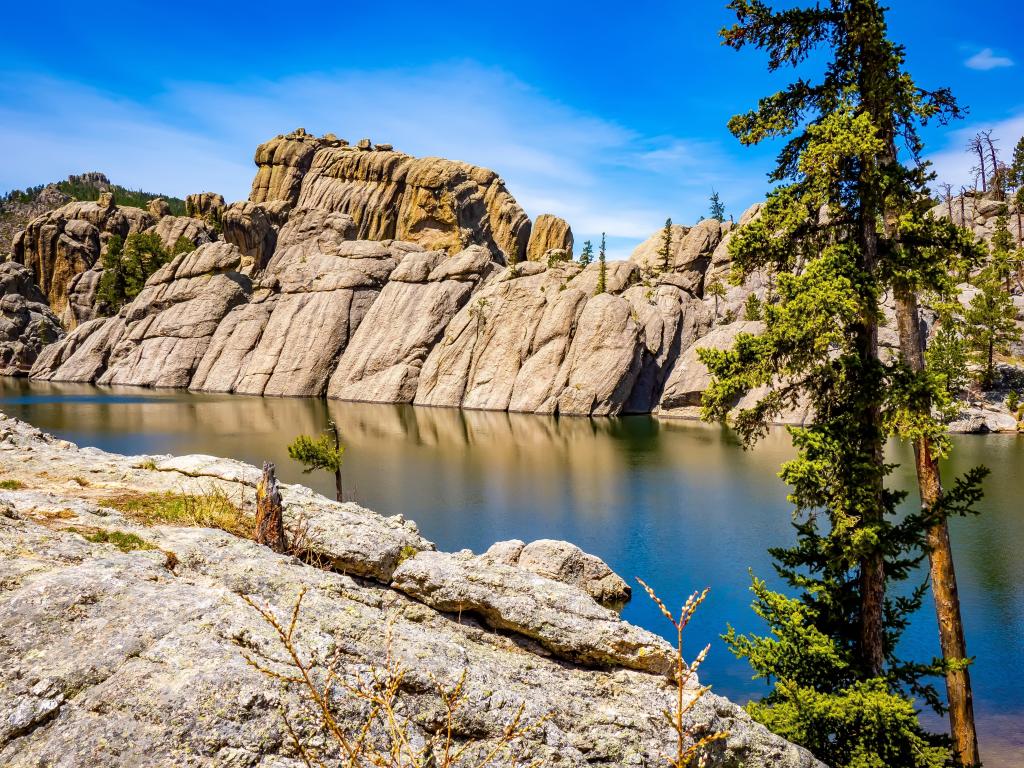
[1,379,1021,765]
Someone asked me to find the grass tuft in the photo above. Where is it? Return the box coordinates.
[103,487,253,538]
[71,527,156,552]
[0,479,25,490]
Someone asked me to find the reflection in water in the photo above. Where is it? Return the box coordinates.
[0,379,1021,765]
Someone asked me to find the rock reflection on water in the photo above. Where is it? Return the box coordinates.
[0,378,1021,766]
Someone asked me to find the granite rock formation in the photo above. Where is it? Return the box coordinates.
[526,213,573,262]
[10,130,790,421]
[0,263,64,375]
[0,413,824,768]
[250,129,531,263]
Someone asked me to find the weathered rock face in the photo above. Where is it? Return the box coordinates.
[483,538,631,607]
[184,191,226,222]
[630,218,726,296]
[0,414,824,768]
[10,196,155,319]
[659,321,764,417]
[526,213,573,262]
[13,132,788,418]
[931,191,1024,249]
[251,129,532,263]
[327,246,492,403]
[0,263,64,375]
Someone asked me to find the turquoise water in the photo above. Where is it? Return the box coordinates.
[1,379,1021,765]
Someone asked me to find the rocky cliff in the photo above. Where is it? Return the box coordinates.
[18,129,769,419]
[0,413,823,767]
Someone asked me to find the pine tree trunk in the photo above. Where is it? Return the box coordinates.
[858,210,887,678]
[330,420,344,502]
[894,289,980,768]
[255,461,287,553]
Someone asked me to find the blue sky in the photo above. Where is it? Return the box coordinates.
[1,1,1020,258]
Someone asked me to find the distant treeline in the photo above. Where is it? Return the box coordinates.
[1,179,186,216]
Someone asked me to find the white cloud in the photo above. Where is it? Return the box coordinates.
[0,64,764,256]
[964,48,1014,71]
[927,112,1024,191]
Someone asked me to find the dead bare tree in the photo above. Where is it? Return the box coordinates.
[968,133,987,194]
[981,130,1004,200]
[938,182,955,220]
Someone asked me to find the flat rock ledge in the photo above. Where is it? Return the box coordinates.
[0,412,823,768]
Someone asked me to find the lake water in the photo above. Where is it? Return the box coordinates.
[1,379,1021,765]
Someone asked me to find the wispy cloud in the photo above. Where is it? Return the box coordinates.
[964,48,1014,71]
[0,64,763,259]
[927,111,1024,190]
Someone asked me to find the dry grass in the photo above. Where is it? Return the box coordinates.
[0,479,26,490]
[637,579,729,768]
[104,486,253,538]
[240,587,552,767]
[240,582,728,768]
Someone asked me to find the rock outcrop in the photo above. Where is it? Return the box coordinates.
[526,213,573,262]
[251,129,532,263]
[10,195,155,321]
[9,132,788,420]
[0,413,824,768]
[0,263,64,375]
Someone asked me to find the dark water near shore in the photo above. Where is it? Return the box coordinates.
[1,379,1021,765]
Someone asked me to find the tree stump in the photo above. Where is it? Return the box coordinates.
[255,461,286,553]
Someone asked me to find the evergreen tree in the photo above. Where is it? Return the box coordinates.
[705,279,726,318]
[709,190,726,222]
[963,269,1021,388]
[578,240,593,267]
[171,236,196,256]
[926,318,970,399]
[97,232,171,314]
[287,421,345,502]
[701,3,986,765]
[595,233,607,295]
[989,209,1019,290]
[1010,137,1024,244]
[658,218,673,273]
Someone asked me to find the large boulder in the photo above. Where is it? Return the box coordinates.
[328,246,494,403]
[483,538,631,607]
[630,218,724,296]
[193,208,399,397]
[0,263,64,375]
[392,549,675,674]
[526,213,573,262]
[659,320,764,416]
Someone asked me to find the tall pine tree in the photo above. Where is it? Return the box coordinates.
[595,232,607,295]
[702,2,985,765]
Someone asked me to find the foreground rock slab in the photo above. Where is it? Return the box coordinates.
[0,412,823,767]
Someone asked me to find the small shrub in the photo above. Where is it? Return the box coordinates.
[0,479,25,490]
[239,588,552,767]
[104,487,253,538]
[743,293,763,321]
[288,423,344,502]
[72,476,90,487]
[1007,390,1019,412]
[171,236,196,256]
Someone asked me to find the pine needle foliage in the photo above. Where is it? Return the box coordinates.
[700,2,989,765]
[97,232,172,314]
